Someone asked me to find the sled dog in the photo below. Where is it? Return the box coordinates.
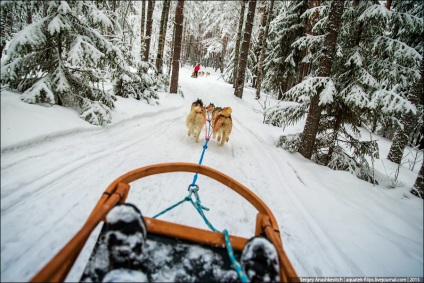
[212,107,232,146]
[211,106,222,128]
[205,103,215,119]
[186,99,206,143]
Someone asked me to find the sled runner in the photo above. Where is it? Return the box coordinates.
[30,162,298,282]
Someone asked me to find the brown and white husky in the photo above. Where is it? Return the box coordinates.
[212,107,232,146]
[186,99,206,143]
[205,103,215,120]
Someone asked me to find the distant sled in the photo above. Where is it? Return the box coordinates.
[30,162,298,282]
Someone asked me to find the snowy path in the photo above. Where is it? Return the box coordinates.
[1,67,423,282]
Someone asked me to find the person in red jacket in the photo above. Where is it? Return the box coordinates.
[194,64,200,78]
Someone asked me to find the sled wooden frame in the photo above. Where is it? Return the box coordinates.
[30,162,299,282]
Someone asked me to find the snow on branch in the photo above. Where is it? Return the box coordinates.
[370,89,416,114]
[301,5,328,20]
[48,15,70,35]
[358,4,391,22]
[374,36,422,65]
[285,76,333,104]
[80,99,112,126]
[7,18,49,56]
[68,35,105,66]
[21,76,55,105]
[291,34,325,51]
[340,84,369,109]
[264,102,307,129]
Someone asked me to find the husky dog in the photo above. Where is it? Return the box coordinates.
[186,99,206,142]
[205,72,210,78]
[212,107,232,146]
[211,106,222,128]
[205,103,215,120]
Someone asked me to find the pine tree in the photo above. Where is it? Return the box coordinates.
[255,0,274,100]
[268,1,419,183]
[262,1,309,99]
[252,1,267,89]
[1,1,159,125]
[232,1,247,86]
[385,0,424,164]
[412,160,424,198]
[234,0,256,99]
[298,1,345,159]
[144,0,155,62]
[156,0,171,74]
[387,58,423,164]
[170,0,184,94]
[140,0,146,44]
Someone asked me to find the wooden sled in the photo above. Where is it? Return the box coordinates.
[191,71,196,78]
[30,162,298,282]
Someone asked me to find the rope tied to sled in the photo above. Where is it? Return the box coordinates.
[153,112,250,282]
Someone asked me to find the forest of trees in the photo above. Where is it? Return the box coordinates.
[0,0,422,196]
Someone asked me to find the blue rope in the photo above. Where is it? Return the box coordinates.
[224,229,250,283]
[152,116,250,282]
[152,197,189,219]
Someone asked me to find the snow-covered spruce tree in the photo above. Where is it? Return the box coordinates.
[262,0,309,99]
[366,1,423,137]
[95,1,160,102]
[111,39,160,103]
[1,1,124,125]
[311,1,384,177]
[264,1,331,128]
[412,160,424,198]
[271,1,418,184]
[385,0,424,164]
[223,0,246,85]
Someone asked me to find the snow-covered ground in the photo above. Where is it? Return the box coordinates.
[1,66,423,282]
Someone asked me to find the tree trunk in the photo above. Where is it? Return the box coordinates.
[297,0,321,83]
[220,34,228,73]
[387,58,423,164]
[140,0,146,46]
[411,160,424,198]
[181,18,187,67]
[233,0,247,87]
[27,1,33,25]
[325,109,343,165]
[0,6,12,58]
[255,0,274,99]
[170,0,184,94]
[144,0,155,62]
[234,0,257,98]
[156,0,171,73]
[298,1,344,159]
[168,24,176,76]
[252,1,267,89]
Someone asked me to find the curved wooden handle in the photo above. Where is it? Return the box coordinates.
[30,163,298,282]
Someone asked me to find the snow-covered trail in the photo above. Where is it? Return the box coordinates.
[1,67,422,282]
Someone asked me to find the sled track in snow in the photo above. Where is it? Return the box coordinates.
[1,109,184,215]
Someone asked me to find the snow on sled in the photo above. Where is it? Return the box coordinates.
[30,162,298,282]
